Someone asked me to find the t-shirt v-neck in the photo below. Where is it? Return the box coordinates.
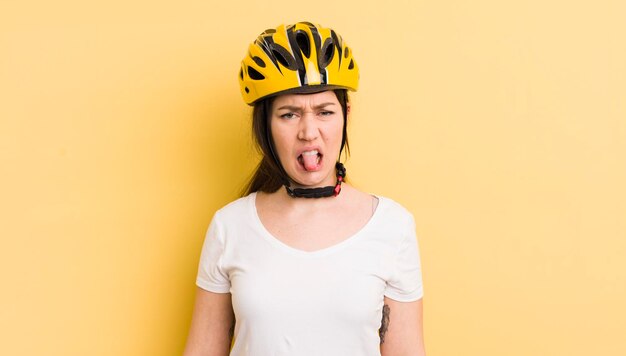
[250,192,384,258]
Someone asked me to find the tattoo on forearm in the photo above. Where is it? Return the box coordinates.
[379,304,390,344]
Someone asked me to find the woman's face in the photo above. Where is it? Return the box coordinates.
[270,90,345,189]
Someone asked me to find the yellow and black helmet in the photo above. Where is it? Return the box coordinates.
[239,21,359,105]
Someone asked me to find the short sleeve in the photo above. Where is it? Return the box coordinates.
[384,215,424,302]
[196,213,231,293]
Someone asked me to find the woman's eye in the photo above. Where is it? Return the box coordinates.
[280,113,296,119]
[320,111,334,116]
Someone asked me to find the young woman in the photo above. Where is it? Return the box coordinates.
[184,22,425,356]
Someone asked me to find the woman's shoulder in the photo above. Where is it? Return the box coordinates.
[344,185,415,226]
[212,193,256,222]
[372,194,416,227]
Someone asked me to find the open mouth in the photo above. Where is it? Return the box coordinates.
[297,149,322,171]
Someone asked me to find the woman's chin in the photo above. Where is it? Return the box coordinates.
[289,172,336,189]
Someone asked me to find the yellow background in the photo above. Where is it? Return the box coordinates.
[1,0,625,355]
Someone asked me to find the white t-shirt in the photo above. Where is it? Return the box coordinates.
[196,192,423,356]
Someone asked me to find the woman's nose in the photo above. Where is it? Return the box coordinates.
[297,115,319,141]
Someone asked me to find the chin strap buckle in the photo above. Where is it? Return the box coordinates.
[333,176,343,196]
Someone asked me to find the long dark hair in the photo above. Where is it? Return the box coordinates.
[242,89,350,196]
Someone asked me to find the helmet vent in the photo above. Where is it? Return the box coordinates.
[344,47,350,59]
[348,59,354,70]
[318,38,335,69]
[323,41,334,63]
[252,56,266,68]
[271,45,297,70]
[239,68,244,80]
[245,87,249,93]
[295,31,311,58]
[248,66,265,80]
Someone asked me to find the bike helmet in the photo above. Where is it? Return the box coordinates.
[239,21,359,105]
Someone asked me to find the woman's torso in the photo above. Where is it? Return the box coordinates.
[196,190,421,355]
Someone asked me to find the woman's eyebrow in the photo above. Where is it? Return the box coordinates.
[276,102,337,111]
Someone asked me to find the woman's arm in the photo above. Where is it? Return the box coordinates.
[183,287,235,356]
[380,297,425,356]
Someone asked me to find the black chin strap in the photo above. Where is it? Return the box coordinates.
[285,162,346,198]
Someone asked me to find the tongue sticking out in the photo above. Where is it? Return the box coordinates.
[302,153,319,171]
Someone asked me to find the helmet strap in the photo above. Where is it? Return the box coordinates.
[338,92,348,159]
[285,162,346,198]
